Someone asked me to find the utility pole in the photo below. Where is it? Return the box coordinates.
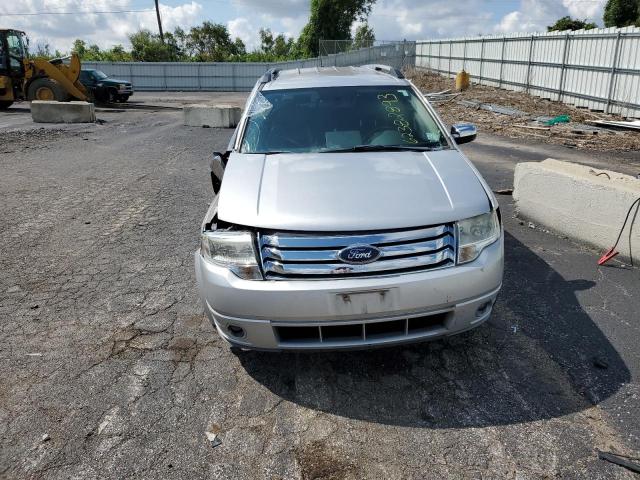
[154,0,164,43]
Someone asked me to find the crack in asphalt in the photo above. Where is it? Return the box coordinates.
[0,107,638,479]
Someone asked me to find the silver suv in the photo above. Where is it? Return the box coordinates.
[195,65,503,351]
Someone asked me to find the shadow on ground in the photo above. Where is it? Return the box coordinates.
[239,232,629,428]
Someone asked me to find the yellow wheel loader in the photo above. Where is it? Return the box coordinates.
[0,29,88,110]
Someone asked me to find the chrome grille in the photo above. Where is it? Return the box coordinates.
[258,224,455,280]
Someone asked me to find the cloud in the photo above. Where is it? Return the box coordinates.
[1,0,610,55]
[367,0,495,40]
[228,17,258,48]
[231,0,308,18]
[280,15,308,38]
[1,0,203,52]
[563,0,606,20]
[495,0,606,34]
[229,0,308,44]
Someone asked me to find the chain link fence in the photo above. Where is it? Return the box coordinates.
[318,40,415,70]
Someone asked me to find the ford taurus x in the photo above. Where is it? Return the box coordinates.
[194,65,503,351]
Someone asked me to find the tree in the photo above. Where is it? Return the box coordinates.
[164,29,187,60]
[66,21,297,63]
[72,39,88,58]
[34,42,52,58]
[184,21,243,61]
[71,39,102,60]
[352,23,375,49]
[72,39,132,61]
[259,28,276,53]
[258,29,296,60]
[547,16,597,31]
[297,0,376,57]
[233,38,247,57]
[101,45,132,62]
[603,0,640,27]
[129,30,172,61]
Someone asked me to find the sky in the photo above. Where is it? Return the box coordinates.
[1,0,609,53]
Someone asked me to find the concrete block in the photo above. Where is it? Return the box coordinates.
[514,159,640,261]
[183,104,242,128]
[31,101,96,123]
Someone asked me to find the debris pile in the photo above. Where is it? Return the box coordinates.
[408,70,640,152]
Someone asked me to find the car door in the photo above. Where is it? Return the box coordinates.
[79,71,94,88]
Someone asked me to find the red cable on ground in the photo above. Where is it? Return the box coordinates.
[598,197,640,266]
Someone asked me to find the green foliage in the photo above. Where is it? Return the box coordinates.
[297,0,376,56]
[129,30,176,61]
[547,16,597,31]
[352,23,375,49]
[66,23,301,63]
[72,39,131,61]
[31,41,63,59]
[182,21,244,61]
[241,28,298,61]
[62,5,380,64]
[603,0,640,27]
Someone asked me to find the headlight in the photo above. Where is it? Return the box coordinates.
[457,210,500,264]
[119,84,126,89]
[200,231,262,280]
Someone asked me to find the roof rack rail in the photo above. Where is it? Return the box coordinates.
[362,64,404,79]
[259,68,280,84]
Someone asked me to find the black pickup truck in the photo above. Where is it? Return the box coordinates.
[79,69,134,103]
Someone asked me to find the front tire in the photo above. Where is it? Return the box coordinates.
[0,100,13,109]
[27,78,71,102]
[116,94,130,103]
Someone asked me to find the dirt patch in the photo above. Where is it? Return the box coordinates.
[295,441,357,480]
[0,128,81,154]
[407,69,640,152]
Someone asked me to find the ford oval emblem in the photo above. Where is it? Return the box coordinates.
[337,244,382,265]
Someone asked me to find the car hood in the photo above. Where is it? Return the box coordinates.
[217,150,491,231]
[104,78,130,85]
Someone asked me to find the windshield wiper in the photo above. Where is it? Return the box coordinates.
[247,150,293,155]
[319,144,439,153]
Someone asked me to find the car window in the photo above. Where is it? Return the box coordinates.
[94,71,108,80]
[0,41,6,70]
[6,33,25,72]
[240,85,448,154]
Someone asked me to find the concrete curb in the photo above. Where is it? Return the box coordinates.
[183,104,242,128]
[31,101,96,123]
[514,159,640,262]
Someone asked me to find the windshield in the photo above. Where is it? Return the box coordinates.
[240,85,449,154]
[94,70,108,80]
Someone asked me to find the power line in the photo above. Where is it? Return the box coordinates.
[1,8,154,16]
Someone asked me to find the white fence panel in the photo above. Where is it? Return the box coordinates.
[82,43,415,93]
[416,26,640,118]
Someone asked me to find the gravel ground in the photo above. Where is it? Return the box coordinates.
[408,70,640,152]
[1,102,639,479]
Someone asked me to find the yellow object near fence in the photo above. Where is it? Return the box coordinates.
[455,70,470,91]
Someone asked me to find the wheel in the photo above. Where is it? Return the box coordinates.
[94,89,108,104]
[116,94,130,103]
[27,78,71,102]
[0,100,13,109]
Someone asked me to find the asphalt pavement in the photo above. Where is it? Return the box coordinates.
[1,100,639,479]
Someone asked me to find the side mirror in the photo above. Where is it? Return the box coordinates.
[209,152,225,194]
[451,123,477,145]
